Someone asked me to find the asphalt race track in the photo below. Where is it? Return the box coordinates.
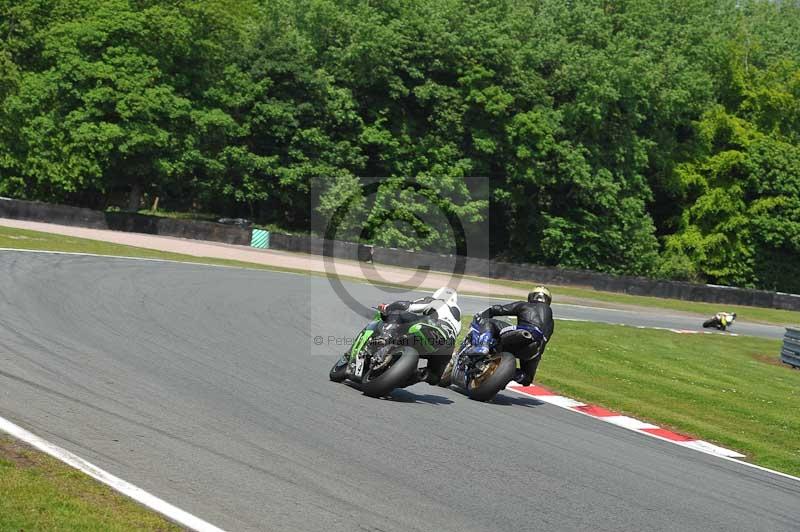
[358,284,785,341]
[0,251,798,531]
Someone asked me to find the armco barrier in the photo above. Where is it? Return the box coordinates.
[0,197,108,228]
[782,328,800,368]
[0,197,251,246]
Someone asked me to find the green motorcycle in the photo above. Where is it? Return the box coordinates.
[329,307,455,398]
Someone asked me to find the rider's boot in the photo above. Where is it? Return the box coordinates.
[467,331,494,356]
[513,369,533,386]
[405,367,429,387]
[423,357,447,385]
[439,334,494,387]
[438,352,459,386]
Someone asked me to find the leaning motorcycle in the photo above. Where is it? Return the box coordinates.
[329,308,453,398]
[449,322,541,402]
[702,312,736,331]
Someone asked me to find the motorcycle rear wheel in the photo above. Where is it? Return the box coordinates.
[362,346,419,398]
[466,352,516,402]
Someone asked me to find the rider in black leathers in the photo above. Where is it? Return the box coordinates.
[443,286,554,386]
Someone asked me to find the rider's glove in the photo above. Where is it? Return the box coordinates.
[471,313,483,328]
[467,314,483,345]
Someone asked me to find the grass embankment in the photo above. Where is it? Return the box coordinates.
[482,277,800,326]
[135,208,294,234]
[0,437,181,531]
[134,208,218,222]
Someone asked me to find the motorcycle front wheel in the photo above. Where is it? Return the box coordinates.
[362,346,419,398]
[466,352,516,402]
[329,355,349,382]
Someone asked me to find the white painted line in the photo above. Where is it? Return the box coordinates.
[0,416,226,532]
[0,249,753,339]
[0,247,307,277]
[715,453,800,482]
[678,440,746,459]
[0,251,625,322]
[533,395,587,408]
[555,303,629,313]
[602,416,659,431]
[458,291,626,315]
[0,247,185,264]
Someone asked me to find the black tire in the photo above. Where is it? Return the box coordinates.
[329,356,348,382]
[361,347,419,398]
[702,319,715,329]
[466,352,516,402]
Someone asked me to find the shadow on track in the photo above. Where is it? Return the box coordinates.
[387,388,453,405]
[443,387,545,408]
[490,392,545,408]
[338,382,542,406]
[340,382,453,405]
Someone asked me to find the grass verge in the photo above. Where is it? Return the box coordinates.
[0,437,181,531]
[134,209,299,234]
[134,208,218,222]
[0,224,309,275]
[539,320,800,475]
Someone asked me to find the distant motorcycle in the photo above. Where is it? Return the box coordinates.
[703,312,737,331]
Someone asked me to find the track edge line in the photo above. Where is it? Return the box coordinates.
[0,415,227,532]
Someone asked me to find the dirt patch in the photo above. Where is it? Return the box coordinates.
[0,436,38,468]
[752,353,796,368]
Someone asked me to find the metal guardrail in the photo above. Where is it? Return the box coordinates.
[0,197,252,246]
[782,328,800,368]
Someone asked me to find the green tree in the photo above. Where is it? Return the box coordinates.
[1,0,800,290]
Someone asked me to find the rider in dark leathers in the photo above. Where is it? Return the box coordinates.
[443,286,554,386]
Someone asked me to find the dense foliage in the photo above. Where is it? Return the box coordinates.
[1,0,799,291]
